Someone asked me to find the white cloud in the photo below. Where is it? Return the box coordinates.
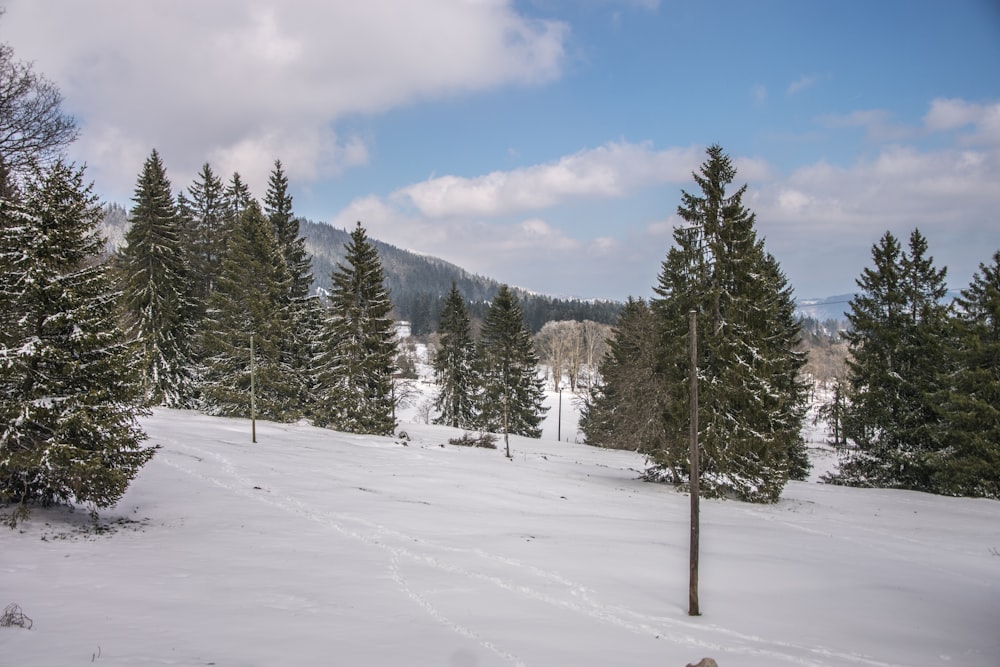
[394,141,700,218]
[3,0,568,195]
[751,138,1000,296]
[925,98,1000,145]
[787,74,819,95]
[818,109,912,143]
[924,98,983,131]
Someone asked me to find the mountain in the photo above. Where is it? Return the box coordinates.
[300,219,623,334]
[795,290,964,327]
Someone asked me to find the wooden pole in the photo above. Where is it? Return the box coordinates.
[557,387,562,442]
[250,334,257,444]
[689,310,700,616]
[504,395,511,459]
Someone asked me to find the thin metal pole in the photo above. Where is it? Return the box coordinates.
[250,333,257,444]
[689,310,700,616]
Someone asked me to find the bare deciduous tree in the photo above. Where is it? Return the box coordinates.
[579,320,611,390]
[0,38,78,189]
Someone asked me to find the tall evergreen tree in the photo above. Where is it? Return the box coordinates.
[580,297,670,455]
[177,162,227,304]
[0,162,153,522]
[477,285,548,454]
[263,159,319,409]
[224,171,253,224]
[315,222,398,435]
[264,160,313,301]
[198,201,304,421]
[117,149,196,406]
[935,251,1000,498]
[835,229,951,490]
[651,145,808,502]
[432,282,478,429]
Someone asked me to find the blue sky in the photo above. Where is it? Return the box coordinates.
[4,0,999,300]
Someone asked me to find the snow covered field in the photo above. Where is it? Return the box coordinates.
[2,390,998,666]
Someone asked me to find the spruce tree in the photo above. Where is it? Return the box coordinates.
[651,145,808,502]
[580,297,670,455]
[933,251,1000,498]
[0,162,153,522]
[264,160,313,300]
[835,229,951,490]
[477,285,548,454]
[315,222,398,435]
[198,201,304,421]
[432,282,478,429]
[263,160,318,410]
[224,171,253,224]
[117,149,196,406]
[177,162,227,304]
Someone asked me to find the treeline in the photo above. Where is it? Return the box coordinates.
[102,210,624,336]
[579,145,999,502]
[822,230,999,498]
[431,283,549,457]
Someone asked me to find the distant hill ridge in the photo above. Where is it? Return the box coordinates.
[297,219,624,334]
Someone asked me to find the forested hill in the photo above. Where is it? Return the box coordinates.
[299,219,622,335]
[101,206,622,335]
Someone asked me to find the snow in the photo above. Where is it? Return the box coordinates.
[2,380,998,666]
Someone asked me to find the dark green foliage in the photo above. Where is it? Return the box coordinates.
[263,160,318,406]
[432,282,479,429]
[580,298,670,455]
[448,432,498,449]
[264,160,312,301]
[931,252,1000,498]
[117,149,197,406]
[315,222,398,435]
[224,172,253,222]
[177,162,227,305]
[477,285,548,446]
[198,202,306,421]
[833,230,952,490]
[650,145,808,502]
[0,162,153,520]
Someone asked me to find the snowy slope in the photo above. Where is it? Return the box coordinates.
[1,395,998,666]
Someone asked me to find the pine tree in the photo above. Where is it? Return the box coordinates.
[117,149,196,406]
[580,297,670,455]
[651,145,808,502]
[315,222,398,435]
[264,160,312,300]
[224,171,253,224]
[0,162,153,522]
[835,229,951,490]
[432,282,478,429]
[932,251,1000,498]
[477,285,548,455]
[263,160,318,410]
[177,162,227,303]
[198,201,304,421]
